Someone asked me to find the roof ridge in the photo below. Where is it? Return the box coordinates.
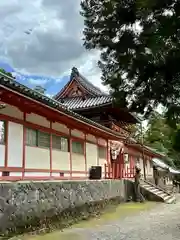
[54,67,108,99]
[76,69,108,96]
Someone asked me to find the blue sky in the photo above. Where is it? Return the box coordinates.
[0,61,69,97]
[0,1,106,97]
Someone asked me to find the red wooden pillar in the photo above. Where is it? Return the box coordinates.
[84,134,87,177]
[22,113,26,179]
[69,129,72,179]
[112,162,115,179]
[106,140,110,178]
[4,120,9,169]
[50,122,52,178]
[129,155,134,178]
[119,153,123,179]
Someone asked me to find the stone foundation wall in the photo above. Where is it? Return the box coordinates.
[0,180,125,236]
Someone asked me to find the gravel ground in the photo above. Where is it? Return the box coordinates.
[70,201,180,240]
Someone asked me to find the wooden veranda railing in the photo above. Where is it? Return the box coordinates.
[105,164,135,179]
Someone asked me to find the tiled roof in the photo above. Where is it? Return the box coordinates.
[60,96,140,123]
[61,96,112,110]
[0,73,127,139]
[152,158,180,174]
[76,70,108,96]
[54,67,108,99]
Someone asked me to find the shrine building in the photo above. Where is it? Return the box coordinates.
[0,68,164,181]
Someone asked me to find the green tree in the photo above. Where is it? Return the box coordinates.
[143,112,180,167]
[81,0,180,126]
[0,68,13,78]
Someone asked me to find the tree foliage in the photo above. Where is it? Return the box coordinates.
[81,0,180,126]
[0,68,13,78]
[144,112,173,151]
[141,112,180,167]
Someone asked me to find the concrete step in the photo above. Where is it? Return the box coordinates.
[142,185,165,194]
[140,181,176,204]
[145,188,169,199]
[164,195,176,204]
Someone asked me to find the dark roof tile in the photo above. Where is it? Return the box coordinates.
[61,96,112,110]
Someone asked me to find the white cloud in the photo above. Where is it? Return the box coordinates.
[78,52,108,92]
[0,0,104,91]
[28,78,49,85]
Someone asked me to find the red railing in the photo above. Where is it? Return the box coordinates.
[122,166,135,178]
[105,164,135,179]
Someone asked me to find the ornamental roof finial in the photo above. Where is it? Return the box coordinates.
[71,67,79,78]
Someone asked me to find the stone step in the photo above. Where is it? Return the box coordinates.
[145,188,169,199]
[143,186,158,191]
[140,181,176,204]
[151,190,166,196]
[141,184,156,189]
[141,184,168,194]
[164,195,176,204]
[142,186,165,194]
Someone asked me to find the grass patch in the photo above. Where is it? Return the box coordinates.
[13,201,158,240]
[72,201,157,228]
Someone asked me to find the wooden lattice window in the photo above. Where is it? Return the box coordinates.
[26,128,50,148]
[72,141,84,154]
[52,134,69,152]
[26,128,37,146]
[0,120,6,144]
[98,146,106,159]
[38,131,50,148]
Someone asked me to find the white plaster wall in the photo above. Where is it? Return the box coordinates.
[26,113,50,128]
[139,158,144,177]
[71,129,84,139]
[52,122,69,134]
[124,154,130,169]
[72,173,86,177]
[9,172,22,176]
[146,159,153,177]
[24,172,50,177]
[52,150,70,171]
[99,158,106,177]
[52,173,60,177]
[72,153,85,171]
[86,134,96,143]
[8,122,23,167]
[25,146,50,169]
[86,142,98,170]
[0,145,5,166]
[0,105,23,120]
